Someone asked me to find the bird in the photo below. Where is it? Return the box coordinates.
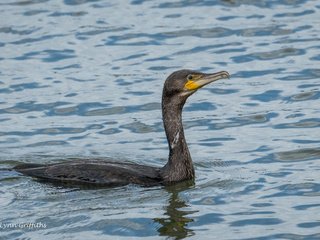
[14,69,230,187]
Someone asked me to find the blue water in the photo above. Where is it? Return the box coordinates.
[1,0,320,239]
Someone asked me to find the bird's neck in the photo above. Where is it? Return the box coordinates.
[160,97,195,183]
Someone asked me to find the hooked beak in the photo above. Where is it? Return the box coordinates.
[184,71,230,91]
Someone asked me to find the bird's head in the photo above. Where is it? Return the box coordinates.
[163,69,230,102]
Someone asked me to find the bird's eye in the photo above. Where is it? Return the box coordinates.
[187,74,193,80]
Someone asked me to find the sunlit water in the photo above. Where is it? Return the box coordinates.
[1,0,320,239]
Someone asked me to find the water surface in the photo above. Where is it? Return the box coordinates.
[1,0,320,239]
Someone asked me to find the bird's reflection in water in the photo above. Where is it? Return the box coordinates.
[154,180,197,239]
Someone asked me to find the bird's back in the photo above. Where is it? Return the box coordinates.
[14,160,162,187]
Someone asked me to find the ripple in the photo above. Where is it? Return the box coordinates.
[173,42,242,55]
[0,26,40,35]
[98,128,121,135]
[230,218,282,227]
[126,91,153,96]
[274,9,315,18]
[63,218,157,237]
[274,118,320,129]
[265,171,292,178]
[11,34,66,45]
[75,26,129,40]
[106,27,235,46]
[246,90,282,102]
[39,127,86,135]
[54,64,81,70]
[85,106,126,116]
[264,183,320,198]
[293,203,320,210]
[49,11,88,17]
[0,191,15,207]
[0,101,69,114]
[274,147,320,162]
[26,141,68,147]
[198,137,235,147]
[14,49,76,62]
[235,68,285,79]
[207,88,239,95]
[164,27,234,38]
[116,53,147,61]
[156,0,310,8]
[192,195,226,205]
[232,48,305,63]
[0,127,85,137]
[238,25,292,37]
[64,0,100,5]
[51,106,78,115]
[23,9,49,16]
[209,112,277,130]
[289,91,320,101]
[277,68,320,81]
[50,102,161,117]
[185,102,216,111]
[292,139,320,144]
[120,121,159,133]
[251,203,274,208]
[0,82,49,94]
[297,221,320,228]
[252,147,320,164]
[190,213,224,226]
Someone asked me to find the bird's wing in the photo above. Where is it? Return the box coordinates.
[14,161,162,187]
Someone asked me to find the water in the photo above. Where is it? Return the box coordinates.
[1,0,319,239]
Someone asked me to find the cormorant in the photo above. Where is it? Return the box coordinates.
[14,69,230,187]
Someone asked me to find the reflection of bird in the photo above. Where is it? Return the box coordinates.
[14,69,229,187]
[154,181,196,239]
